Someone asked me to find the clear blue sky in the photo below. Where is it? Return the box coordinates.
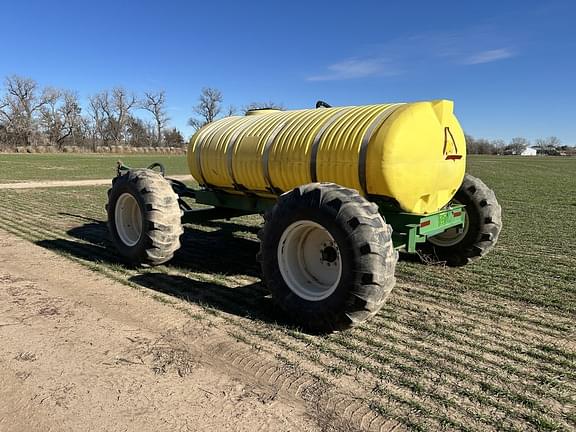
[1,0,575,143]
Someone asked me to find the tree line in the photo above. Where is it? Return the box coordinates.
[2,75,570,155]
[0,75,184,151]
[466,135,574,155]
[187,87,284,130]
[0,76,283,152]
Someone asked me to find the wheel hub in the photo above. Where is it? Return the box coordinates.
[115,192,143,247]
[321,245,338,263]
[277,221,342,301]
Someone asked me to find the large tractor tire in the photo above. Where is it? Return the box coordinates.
[424,173,502,266]
[258,183,397,333]
[106,169,183,266]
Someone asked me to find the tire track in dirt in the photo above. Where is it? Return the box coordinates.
[202,338,403,432]
[0,232,310,432]
[0,229,402,432]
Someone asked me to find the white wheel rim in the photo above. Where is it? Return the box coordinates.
[277,221,342,301]
[428,202,470,247]
[115,193,143,247]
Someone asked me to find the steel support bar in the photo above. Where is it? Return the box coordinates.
[382,204,466,253]
[181,207,254,224]
[194,189,276,213]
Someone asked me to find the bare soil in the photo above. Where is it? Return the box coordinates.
[0,229,323,432]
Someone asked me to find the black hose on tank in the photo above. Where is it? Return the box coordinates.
[147,162,166,176]
[315,100,332,109]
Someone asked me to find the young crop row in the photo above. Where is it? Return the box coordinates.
[0,177,573,431]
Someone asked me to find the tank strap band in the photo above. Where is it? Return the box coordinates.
[194,124,220,187]
[225,116,262,189]
[358,104,404,195]
[262,121,287,193]
[309,109,348,183]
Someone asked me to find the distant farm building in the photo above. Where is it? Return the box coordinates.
[503,146,538,156]
[521,147,538,156]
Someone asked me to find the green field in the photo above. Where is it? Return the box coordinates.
[0,154,574,431]
[0,153,190,182]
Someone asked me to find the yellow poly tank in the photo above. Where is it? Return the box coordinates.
[187,101,466,214]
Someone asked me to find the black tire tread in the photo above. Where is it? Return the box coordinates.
[258,182,397,332]
[425,173,502,266]
[107,169,183,266]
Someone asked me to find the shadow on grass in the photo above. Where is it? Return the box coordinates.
[129,272,292,326]
[53,213,262,276]
[35,215,296,327]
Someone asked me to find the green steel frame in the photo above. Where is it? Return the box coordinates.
[184,187,466,254]
[115,163,466,254]
[381,203,466,252]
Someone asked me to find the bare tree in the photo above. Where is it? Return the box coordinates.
[188,87,223,130]
[491,139,506,155]
[0,94,14,129]
[535,136,562,155]
[39,87,64,145]
[126,116,153,148]
[164,127,185,147]
[0,75,52,146]
[465,134,501,155]
[61,91,82,147]
[545,136,561,147]
[88,93,108,146]
[141,91,168,146]
[225,105,237,117]
[89,88,136,145]
[109,87,136,144]
[38,89,84,149]
[0,74,207,151]
[508,137,529,155]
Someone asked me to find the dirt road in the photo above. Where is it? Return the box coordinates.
[0,175,193,190]
[0,229,324,432]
